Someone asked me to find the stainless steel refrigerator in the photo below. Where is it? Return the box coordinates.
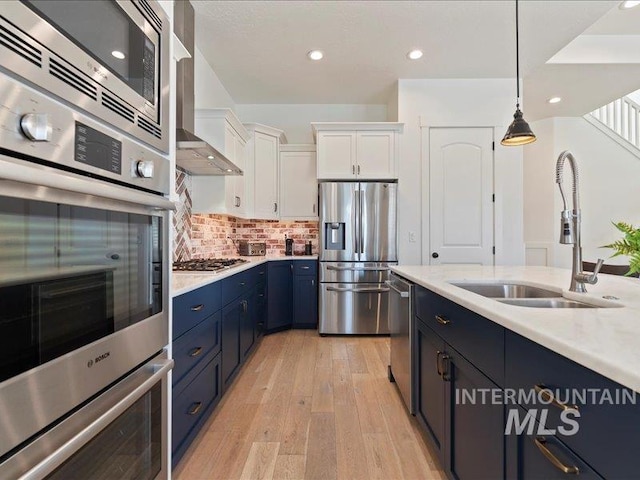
[319,181,397,334]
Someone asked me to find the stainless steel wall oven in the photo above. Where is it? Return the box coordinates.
[0,0,171,153]
[0,7,173,475]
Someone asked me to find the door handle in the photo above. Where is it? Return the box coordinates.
[326,286,390,293]
[432,252,439,259]
[189,347,203,357]
[354,189,360,255]
[360,190,365,254]
[534,437,580,474]
[534,385,579,411]
[385,280,410,298]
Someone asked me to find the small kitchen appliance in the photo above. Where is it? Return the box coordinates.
[285,237,294,256]
[238,241,266,256]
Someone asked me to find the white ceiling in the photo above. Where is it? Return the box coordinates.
[193,1,640,120]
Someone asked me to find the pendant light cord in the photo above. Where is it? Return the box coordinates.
[515,0,520,107]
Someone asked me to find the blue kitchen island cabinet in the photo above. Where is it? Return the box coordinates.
[266,261,293,332]
[413,284,640,480]
[292,260,318,328]
[415,311,504,479]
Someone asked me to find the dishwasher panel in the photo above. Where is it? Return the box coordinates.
[388,272,414,414]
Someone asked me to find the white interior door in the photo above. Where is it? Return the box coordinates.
[429,128,494,265]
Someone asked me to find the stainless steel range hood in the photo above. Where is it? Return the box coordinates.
[174,1,242,176]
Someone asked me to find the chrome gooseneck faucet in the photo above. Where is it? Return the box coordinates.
[555,150,604,292]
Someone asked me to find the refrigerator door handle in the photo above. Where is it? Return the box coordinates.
[353,188,360,257]
[360,189,365,254]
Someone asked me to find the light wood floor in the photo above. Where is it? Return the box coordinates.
[173,329,446,480]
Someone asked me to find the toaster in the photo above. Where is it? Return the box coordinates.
[238,241,266,256]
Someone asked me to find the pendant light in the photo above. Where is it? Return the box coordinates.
[501,0,536,146]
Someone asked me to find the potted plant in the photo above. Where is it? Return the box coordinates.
[603,222,640,276]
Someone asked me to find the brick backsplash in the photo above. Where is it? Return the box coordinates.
[174,170,318,260]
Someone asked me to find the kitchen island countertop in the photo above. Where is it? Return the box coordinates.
[171,255,318,297]
[391,264,640,393]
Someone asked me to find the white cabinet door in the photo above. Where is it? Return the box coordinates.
[429,127,494,265]
[356,131,395,179]
[232,134,247,216]
[317,131,356,179]
[280,151,318,219]
[252,132,279,219]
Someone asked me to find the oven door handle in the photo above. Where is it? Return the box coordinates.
[19,359,174,480]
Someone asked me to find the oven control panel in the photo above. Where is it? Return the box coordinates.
[0,72,168,195]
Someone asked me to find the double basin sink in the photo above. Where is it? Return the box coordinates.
[450,282,606,308]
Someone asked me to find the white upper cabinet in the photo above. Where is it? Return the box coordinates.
[279,145,318,220]
[244,124,286,220]
[312,123,403,180]
[191,109,250,216]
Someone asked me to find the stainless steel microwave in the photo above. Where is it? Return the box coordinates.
[0,0,170,153]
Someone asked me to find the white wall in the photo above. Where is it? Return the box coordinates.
[524,117,640,268]
[235,104,387,143]
[397,79,525,266]
[194,47,235,110]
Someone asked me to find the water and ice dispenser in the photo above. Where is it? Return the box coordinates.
[325,222,345,250]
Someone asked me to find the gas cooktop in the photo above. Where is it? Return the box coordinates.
[172,258,248,272]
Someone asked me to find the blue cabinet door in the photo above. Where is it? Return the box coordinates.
[221,300,242,391]
[240,290,256,361]
[266,261,293,332]
[444,347,504,480]
[293,275,318,328]
[506,410,604,480]
[415,317,446,463]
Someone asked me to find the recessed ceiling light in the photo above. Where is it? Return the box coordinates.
[111,50,126,60]
[407,49,424,60]
[620,1,640,9]
[307,50,323,61]
[548,97,562,104]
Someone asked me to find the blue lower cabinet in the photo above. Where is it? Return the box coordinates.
[445,347,504,480]
[506,406,604,479]
[172,312,220,387]
[293,275,318,328]
[221,299,243,391]
[415,317,446,462]
[266,261,293,332]
[240,290,257,361]
[172,351,221,467]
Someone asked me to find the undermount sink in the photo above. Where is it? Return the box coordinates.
[496,298,595,309]
[450,282,561,299]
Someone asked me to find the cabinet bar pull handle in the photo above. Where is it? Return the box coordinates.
[274,202,278,212]
[259,271,265,275]
[534,385,579,411]
[239,282,246,286]
[313,203,316,213]
[352,165,355,175]
[191,304,204,312]
[357,165,360,175]
[188,402,203,416]
[301,266,310,270]
[436,351,443,377]
[534,437,580,474]
[189,347,203,357]
[435,315,450,325]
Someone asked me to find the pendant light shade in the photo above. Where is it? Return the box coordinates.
[501,0,536,146]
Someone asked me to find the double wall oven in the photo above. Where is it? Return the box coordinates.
[0,1,173,478]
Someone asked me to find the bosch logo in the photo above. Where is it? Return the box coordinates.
[87,352,110,368]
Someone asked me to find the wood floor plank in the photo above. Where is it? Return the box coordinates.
[280,396,312,455]
[362,432,405,480]
[332,358,356,406]
[304,412,337,480]
[352,373,387,434]
[273,454,306,480]
[331,340,349,360]
[292,334,319,397]
[239,442,280,480]
[315,336,333,370]
[346,342,369,374]
[310,367,334,412]
[334,403,370,480]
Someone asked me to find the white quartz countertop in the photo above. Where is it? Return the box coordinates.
[171,255,318,297]
[391,265,640,393]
